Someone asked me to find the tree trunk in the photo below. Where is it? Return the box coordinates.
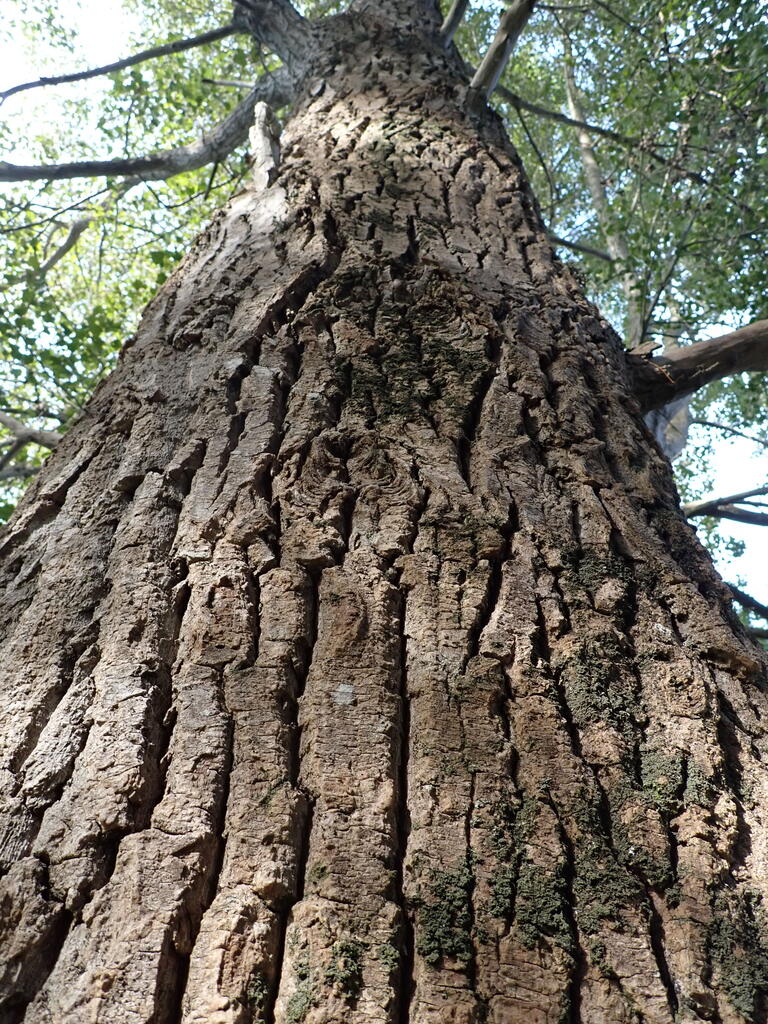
[1,8,767,1024]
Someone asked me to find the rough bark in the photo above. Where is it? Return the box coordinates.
[1,7,768,1024]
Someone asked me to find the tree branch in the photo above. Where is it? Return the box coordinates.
[0,464,39,482]
[493,82,635,147]
[629,319,768,412]
[561,30,643,345]
[704,506,768,526]
[440,0,470,47]
[547,232,613,262]
[202,77,255,89]
[691,419,768,449]
[32,178,149,280]
[683,486,768,518]
[0,70,294,183]
[1,25,243,104]
[489,80,748,213]
[470,0,537,98]
[232,0,312,72]
[0,411,62,450]
[0,438,25,472]
[729,585,768,622]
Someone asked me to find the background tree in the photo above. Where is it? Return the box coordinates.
[1,1,768,1022]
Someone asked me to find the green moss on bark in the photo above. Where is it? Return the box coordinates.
[708,889,768,1020]
[415,857,474,967]
[562,633,639,733]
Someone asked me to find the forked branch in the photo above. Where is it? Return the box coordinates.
[683,486,768,523]
[232,0,312,71]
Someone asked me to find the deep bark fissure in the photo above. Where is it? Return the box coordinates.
[545,796,584,1024]
[264,568,320,1023]
[647,895,679,1019]
[162,710,235,1024]
[9,614,100,780]
[456,348,501,491]
[462,771,480,1003]
[0,438,104,560]
[0,441,132,795]
[2,874,73,1024]
[146,568,192,814]
[716,692,752,874]
[395,580,415,1024]
[91,467,208,861]
[390,463,431,1024]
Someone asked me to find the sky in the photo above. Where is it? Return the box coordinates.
[1,0,767,607]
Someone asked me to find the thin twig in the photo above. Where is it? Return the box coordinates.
[1,24,242,104]
[514,106,557,225]
[691,419,768,449]
[547,232,613,262]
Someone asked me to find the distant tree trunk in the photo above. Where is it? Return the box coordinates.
[1,5,767,1023]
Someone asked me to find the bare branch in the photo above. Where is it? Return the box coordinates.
[702,506,768,527]
[32,183,134,280]
[0,411,62,451]
[702,503,768,525]
[490,80,754,222]
[38,215,101,278]
[471,0,537,98]
[0,70,294,184]
[691,419,768,449]
[0,464,39,482]
[202,78,255,89]
[683,486,768,518]
[547,232,613,262]
[0,438,25,472]
[730,585,768,622]
[561,30,643,345]
[493,82,636,147]
[0,25,242,104]
[440,0,470,47]
[629,319,768,411]
[1,187,111,235]
[639,209,701,341]
[514,105,557,223]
